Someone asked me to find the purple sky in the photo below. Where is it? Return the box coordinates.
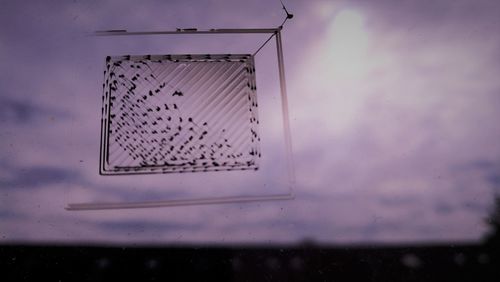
[1,0,500,245]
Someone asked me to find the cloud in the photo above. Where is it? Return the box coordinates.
[1,0,500,245]
[96,220,202,233]
[0,164,79,190]
[0,97,70,124]
[0,209,26,220]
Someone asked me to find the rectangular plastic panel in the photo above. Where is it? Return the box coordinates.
[100,54,260,175]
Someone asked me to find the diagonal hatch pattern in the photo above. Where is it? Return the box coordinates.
[100,54,260,175]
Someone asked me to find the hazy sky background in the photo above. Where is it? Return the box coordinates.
[1,0,500,244]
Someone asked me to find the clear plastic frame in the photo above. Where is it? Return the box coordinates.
[67,28,295,210]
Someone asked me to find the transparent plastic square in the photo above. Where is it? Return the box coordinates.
[67,30,294,210]
[100,54,260,175]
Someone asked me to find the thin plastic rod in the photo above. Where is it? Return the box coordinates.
[275,30,296,193]
[94,28,279,36]
[66,193,294,210]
